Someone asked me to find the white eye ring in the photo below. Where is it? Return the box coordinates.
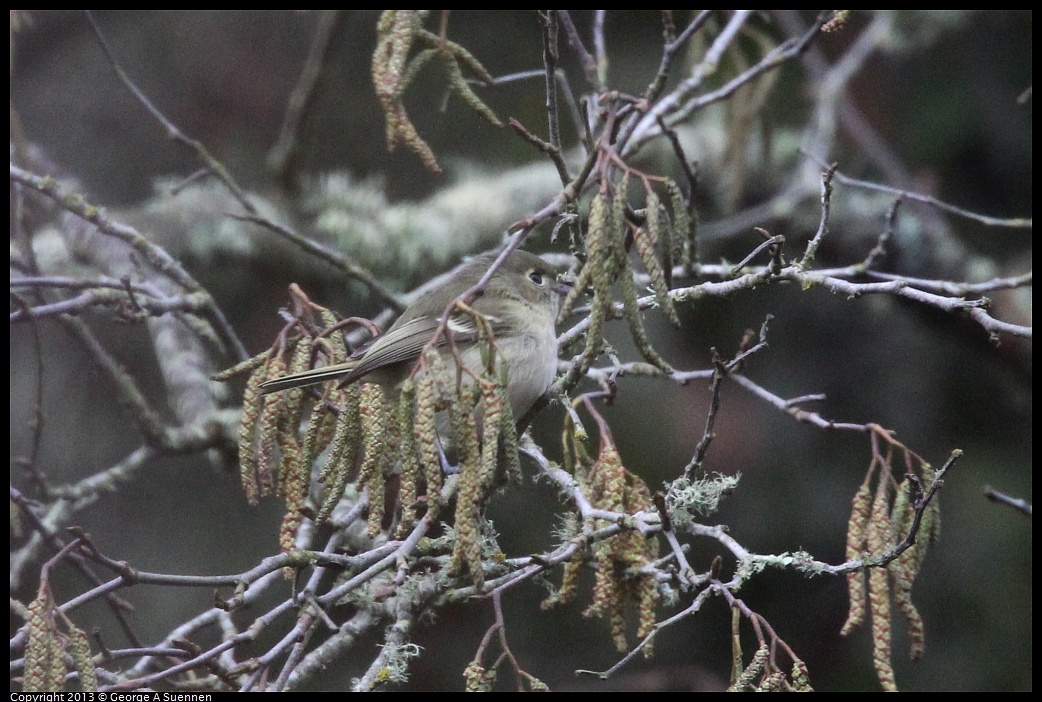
[528,270,545,286]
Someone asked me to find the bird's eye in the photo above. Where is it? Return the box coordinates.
[528,270,545,286]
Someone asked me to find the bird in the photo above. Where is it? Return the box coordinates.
[259,248,569,423]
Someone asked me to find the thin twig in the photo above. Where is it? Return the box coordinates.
[84,10,259,217]
[983,486,1032,516]
[229,214,404,313]
[805,154,1033,229]
[268,10,347,185]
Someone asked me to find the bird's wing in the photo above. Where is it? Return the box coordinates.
[343,309,504,385]
[340,315,442,384]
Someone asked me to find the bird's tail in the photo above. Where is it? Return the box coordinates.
[258,362,358,394]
